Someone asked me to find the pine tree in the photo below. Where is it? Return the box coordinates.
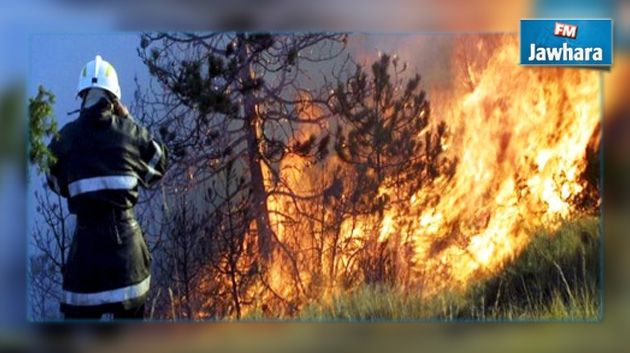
[332,54,453,216]
[138,33,347,263]
[28,85,58,176]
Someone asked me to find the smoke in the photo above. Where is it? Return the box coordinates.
[347,35,456,91]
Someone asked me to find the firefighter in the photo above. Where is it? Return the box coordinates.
[46,55,168,320]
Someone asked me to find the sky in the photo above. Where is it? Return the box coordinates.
[27,33,454,127]
[28,33,150,126]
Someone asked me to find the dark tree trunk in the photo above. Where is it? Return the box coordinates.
[238,36,274,263]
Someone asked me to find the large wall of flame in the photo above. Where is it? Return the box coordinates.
[407,35,600,294]
[258,34,600,310]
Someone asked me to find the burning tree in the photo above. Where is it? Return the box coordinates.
[328,53,455,284]
[332,53,453,215]
[201,157,257,319]
[137,33,348,317]
[138,33,346,264]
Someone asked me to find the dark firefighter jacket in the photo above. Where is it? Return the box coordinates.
[46,100,168,312]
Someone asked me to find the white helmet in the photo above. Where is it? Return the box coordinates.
[77,55,121,99]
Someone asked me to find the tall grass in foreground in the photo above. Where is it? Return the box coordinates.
[298,217,600,321]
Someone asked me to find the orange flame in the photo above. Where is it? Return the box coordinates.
[405,35,600,294]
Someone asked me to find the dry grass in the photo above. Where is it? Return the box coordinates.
[298,217,601,321]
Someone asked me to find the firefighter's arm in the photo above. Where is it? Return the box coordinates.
[136,124,169,188]
[45,138,69,197]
